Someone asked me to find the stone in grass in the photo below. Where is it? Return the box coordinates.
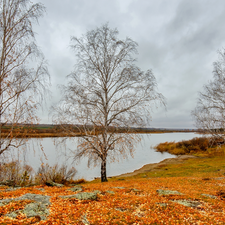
[131,188,141,193]
[36,188,45,192]
[201,194,217,199]
[156,203,168,207]
[157,189,183,196]
[106,190,115,194]
[60,192,97,201]
[69,186,83,192]
[75,192,98,200]
[81,213,90,225]
[172,199,201,208]
[3,194,51,220]
[45,181,64,187]
[5,202,49,220]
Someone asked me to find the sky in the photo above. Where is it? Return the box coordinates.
[32,0,225,129]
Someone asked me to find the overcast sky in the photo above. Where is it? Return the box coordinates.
[32,0,225,129]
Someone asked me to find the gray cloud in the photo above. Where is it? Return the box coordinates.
[33,0,225,128]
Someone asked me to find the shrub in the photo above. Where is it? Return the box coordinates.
[0,161,33,186]
[155,137,225,156]
[35,163,77,185]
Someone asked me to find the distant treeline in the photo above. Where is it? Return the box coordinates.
[1,124,199,138]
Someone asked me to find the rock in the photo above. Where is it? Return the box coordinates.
[45,181,64,187]
[36,188,45,192]
[5,187,22,192]
[75,192,98,200]
[59,195,77,199]
[106,190,115,194]
[112,187,125,189]
[131,188,141,193]
[201,194,217,199]
[172,199,201,208]
[19,193,51,206]
[0,199,13,206]
[60,192,98,200]
[214,177,225,180]
[157,189,183,195]
[69,186,83,192]
[1,193,51,220]
[5,212,18,218]
[81,213,90,225]
[0,180,15,186]
[156,203,168,207]
[93,190,101,194]
[115,207,127,212]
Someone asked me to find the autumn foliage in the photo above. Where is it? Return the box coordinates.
[155,137,225,156]
[0,176,225,224]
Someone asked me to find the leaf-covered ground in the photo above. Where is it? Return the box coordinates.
[0,176,225,224]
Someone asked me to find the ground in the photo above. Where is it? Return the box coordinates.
[0,155,225,224]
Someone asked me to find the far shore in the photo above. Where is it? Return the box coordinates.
[1,125,199,138]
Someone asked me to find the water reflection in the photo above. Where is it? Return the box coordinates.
[24,132,201,181]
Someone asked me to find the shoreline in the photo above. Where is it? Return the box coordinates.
[113,155,198,178]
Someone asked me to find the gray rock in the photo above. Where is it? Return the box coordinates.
[214,177,225,180]
[172,199,201,207]
[46,181,64,187]
[81,213,90,225]
[5,187,22,191]
[112,187,125,189]
[36,188,45,192]
[115,207,127,212]
[0,199,13,206]
[60,192,97,200]
[106,190,115,194]
[157,189,183,195]
[0,180,15,186]
[69,186,83,192]
[131,188,141,193]
[1,193,51,220]
[5,212,18,218]
[201,194,217,199]
[23,202,49,220]
[156,203,168,207]
[59,194,77,199]
[93,190,101,194]
[75,192,97,200]
[19,193,51,206]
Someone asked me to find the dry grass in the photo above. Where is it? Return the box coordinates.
[154,137,225,156]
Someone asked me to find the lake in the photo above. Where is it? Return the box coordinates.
[20,132,202,181]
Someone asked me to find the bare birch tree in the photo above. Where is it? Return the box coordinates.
[53,24,165,182]
[192,49,225,140]
[0,0,50,158]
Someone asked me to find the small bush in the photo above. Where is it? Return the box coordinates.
[0,161,33,186]
[154,137,221,155]
[35,163,77,185]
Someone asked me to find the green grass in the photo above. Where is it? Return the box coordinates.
[109,155,225,182]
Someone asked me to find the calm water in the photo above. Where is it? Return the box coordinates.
[21,132,201,181]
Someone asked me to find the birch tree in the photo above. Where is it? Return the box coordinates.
[0,0,50,158]
[54,24,165,182]
[192,50,225,140]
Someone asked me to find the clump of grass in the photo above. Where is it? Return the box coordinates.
[0,160,33,186]
[154,137,225,156]
[35,163,77,185]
